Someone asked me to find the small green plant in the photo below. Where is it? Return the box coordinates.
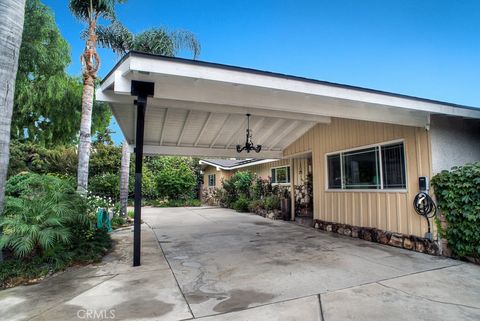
[233,197,250,212]
[110,216,127,229]
[263,196,281,211]
[432,162,480,259]
[248,199,263,212]
[127,210,135,219]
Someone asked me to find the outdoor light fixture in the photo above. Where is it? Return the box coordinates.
[236,114,262,153]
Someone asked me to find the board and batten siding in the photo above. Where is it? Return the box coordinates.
[283,118,433,237]
[232,159,310,185]
[235,159,289,180]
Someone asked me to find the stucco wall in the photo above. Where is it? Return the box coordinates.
[203,166,231,187]
[283,117,433,237]
[430,115,480,174]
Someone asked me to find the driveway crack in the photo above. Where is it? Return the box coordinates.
[317,294,325,321]
[376,282,480,310]
[27,273,118,321]
[146,221,196,319]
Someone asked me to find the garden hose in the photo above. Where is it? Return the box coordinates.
[413,192,437,239]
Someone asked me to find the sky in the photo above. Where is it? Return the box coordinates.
[43,0,480,144]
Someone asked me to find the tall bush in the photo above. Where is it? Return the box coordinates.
[432,162,480,259]
[233,171,254,197]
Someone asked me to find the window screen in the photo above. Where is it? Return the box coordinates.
[327,154,342,189]
[381,143,406,189]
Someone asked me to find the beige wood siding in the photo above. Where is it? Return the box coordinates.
[292,158,311,185]
[283,118,432,237]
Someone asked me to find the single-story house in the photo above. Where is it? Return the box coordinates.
[97,51,480,264]
[199,158,313,220]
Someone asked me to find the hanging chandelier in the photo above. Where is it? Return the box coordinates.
[236,114,262,153]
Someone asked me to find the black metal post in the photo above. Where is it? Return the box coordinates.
[131,81,154,267]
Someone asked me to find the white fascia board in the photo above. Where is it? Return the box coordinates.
[228,159,279,170]
[140,145,282,158]
[129,56,480,119]
[199,158,279,171]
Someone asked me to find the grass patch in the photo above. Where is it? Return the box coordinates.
[145,198,202,208]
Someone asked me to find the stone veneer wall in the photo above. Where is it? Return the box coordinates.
[201,187,218,206]
[313,219,440,256]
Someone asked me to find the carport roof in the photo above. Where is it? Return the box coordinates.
[97,51,480,158]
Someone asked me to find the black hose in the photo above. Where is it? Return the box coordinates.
[413,192,437,235]
[413,192,437,218]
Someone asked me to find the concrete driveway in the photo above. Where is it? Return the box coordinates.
[145,207,480,321]
[1,206,479,321]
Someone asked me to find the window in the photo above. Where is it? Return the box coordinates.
[271,166,290,184]
[208,174,216,187]
[327,142,406,190]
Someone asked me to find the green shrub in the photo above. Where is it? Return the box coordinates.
[168,199,201,207]
[150,198,202,207]
[148,156,197,200]
[252,177,271,200]
[432,162,480,259]
[110,216,127,229]
[233,171,254,197]
[233,197,250,212]
[88,173,120,201]
[1,173,90,259]
[248,199,263,212]
[127,210,135,219]
[264,196,281,211]
[220,172,255,208]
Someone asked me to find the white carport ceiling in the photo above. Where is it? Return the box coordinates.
[97,52,480,158]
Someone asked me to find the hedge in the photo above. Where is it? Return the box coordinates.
[432,162,480,259]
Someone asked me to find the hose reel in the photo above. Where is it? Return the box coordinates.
[413,178,437,240]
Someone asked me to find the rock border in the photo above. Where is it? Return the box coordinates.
[313,219,440,256]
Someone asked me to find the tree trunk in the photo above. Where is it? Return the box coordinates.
[119,140,130,216]
[0,0,26,262]
[76,81,94,194]
[76,19,99,194]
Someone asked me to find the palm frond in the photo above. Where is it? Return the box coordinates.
[169,29,201,59]
[131,27,175,56]
[69,0,126,22]
[130,28,201,59]
[92,21,133,55]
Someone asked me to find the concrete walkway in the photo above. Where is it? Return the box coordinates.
[1,207,479,320]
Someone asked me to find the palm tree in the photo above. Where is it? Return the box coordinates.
[119,140,130,216]
[0,0,26,262]
[69,0,127,194]
[70,1,201,195]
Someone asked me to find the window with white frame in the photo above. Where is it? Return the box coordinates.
[208,174,216,187]
[327,142,406,190]
[271,166,290,184]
